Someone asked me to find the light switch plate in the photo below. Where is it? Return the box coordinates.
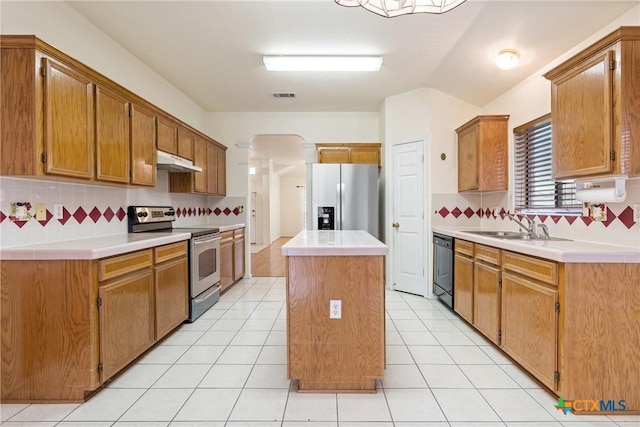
[330,300,341,319]
[35,203,47,221]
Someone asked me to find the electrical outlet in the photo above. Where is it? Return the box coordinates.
[53,204,64,220]
[35,203,47,221]
[329,300,341,319]
[634,204,640,221]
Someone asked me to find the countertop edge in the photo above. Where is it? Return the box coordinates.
[432,227,640,263]
[0,233,191,261]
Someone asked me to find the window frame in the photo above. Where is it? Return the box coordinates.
[513,114,581,215]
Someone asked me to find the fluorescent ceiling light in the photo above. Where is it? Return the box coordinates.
[263,55,382,72]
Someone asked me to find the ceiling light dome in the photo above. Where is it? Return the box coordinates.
[496,49,520,70]
[334,0,467,17]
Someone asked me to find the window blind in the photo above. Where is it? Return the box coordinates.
[513,114,581,212]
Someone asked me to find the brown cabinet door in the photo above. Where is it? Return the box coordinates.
[473,261,501,344]
[233,229,245,281]
[220,231,234,291]
[193,137,208,193]
[95,85,130,184]
[350,146,380,164]
[207,143,218,195]
[42,58,94,178]
[155,257,188,339]
[457,126,479,191]
[501,272,558,390]
[157,116,178,154]
[318,148,350,163]
[177,127,194,160]
[130,103,157,187]
[98,269,154,382]
[454,254,474,323]
[217,146,226,196]
[551,50,614,179]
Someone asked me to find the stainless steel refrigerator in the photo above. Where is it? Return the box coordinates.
[308,163,379,239]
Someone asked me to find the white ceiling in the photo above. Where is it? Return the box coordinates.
[67,0,638,114]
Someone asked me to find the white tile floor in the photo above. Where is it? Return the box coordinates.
[2,276,638,427]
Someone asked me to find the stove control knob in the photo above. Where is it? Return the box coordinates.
[137,212,148,217]
[165,211,174,216]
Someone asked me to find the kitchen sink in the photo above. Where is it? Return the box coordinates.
[464,230,572,242]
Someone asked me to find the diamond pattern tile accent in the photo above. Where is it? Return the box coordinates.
[103,207,114,222]
[602,207,616,227]
[207,208,213,215]
[187,208,192,216]
[464,208,475,218]
[499,208,506,219]
[475,208,482,217]
[223,207,231,216]
[176,209,182,217]
[116,208,126,221]
[12,220,28,229]
[214,207,222,216]
[438,207,450,218]
[617,206,636,229]
[59,207,71,225]
[73,207,87,224]
[484,208,491,218]
[550,215,562,224]
[537,215,548,223]
[580,216,593,226]
[564,215,577,225]
[0,211,6,223]
[451,207,462,218]
[233,207,240,215]
[89,207,102,223]
[37,210,53,227]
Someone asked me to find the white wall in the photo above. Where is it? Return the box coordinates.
[280,176,306,237]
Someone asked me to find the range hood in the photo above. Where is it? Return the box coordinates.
[156,150,202,172]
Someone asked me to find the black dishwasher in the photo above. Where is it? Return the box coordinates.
[433,233,454,309]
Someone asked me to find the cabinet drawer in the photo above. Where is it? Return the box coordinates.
[455,239,474,257]
[99,249,153,281]
[154,241,188,264]
[475,244,501,266]
[221,230,234,243]
[234,228,245,240]
[502,251,557,286]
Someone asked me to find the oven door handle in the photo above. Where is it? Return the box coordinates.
[193,237,221,245]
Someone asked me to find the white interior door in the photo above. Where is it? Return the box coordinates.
[392,140,425,296]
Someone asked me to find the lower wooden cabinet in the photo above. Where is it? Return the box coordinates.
[221,227,246,292]
[220,230,234,291]
[453,247,474,323]
[233,228,245,281]
[501,271,558,390]
[0,240,189,402]
[154,243,189,339]
[98,269,155,382]
[473,260,501,344]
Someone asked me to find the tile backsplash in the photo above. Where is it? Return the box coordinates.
[0,172,246,248]
[432,178,640,249]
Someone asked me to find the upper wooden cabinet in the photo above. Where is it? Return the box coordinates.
[456,115,509,192]
[0,35,226,187]
[177,127,194,161]
[544,26,640,180]
[316,143,382,167]
[169,139,227,196]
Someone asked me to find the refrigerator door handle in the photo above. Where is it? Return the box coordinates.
[336,183,341,230]
[339,183,346,231]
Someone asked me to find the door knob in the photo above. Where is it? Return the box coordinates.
[392,222,400,229]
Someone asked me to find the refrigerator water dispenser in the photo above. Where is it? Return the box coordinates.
[317,207,335,230]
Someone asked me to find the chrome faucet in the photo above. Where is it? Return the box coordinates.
[506,213,536,237]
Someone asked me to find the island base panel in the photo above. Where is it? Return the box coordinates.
[286,255,385,392]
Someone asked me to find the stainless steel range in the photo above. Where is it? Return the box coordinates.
[128,206,221,322]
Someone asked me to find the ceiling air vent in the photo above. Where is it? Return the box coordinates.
[272,92,296,98]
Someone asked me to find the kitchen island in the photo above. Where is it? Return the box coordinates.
[281,230,388,392]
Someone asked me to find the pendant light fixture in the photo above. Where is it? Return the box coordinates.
[334,0,467,18]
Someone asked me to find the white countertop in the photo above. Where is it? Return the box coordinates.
[433,227,640,263]
[281,230,388,256]
[0,233,191,260]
